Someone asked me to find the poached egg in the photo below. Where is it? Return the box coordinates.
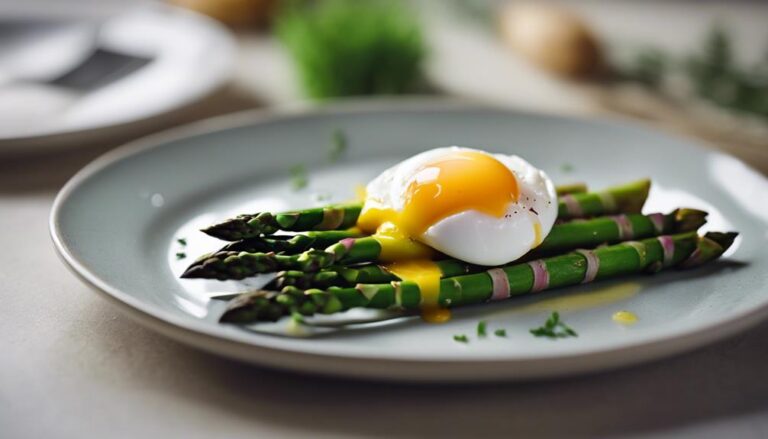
[358,146,557,266]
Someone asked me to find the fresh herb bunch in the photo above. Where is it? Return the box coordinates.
[622,26,768,120]
[276,0,426,99]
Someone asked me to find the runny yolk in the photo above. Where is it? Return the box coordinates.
[532,218,543,247]
[371,222,435,262]
[357,151,520,239]
[384,259,450,323]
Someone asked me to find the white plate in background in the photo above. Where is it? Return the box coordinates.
[0,4,235,154]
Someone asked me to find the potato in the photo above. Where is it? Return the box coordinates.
[170,0,275,28]
[500,2,602,78]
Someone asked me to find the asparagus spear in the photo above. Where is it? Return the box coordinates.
[182,208,705,281]
[202,203,363,241]
[268,259,480,290]
[558,179,650,219]
[219,232,737,323]
[200,180,640,241]
[554,182,588,195]
[215,230,361,255]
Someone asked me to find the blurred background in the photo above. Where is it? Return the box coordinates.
[2,0,767,181]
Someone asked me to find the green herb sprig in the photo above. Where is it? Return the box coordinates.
[329,129,348,163]
[530,312,578,339]
[453,334,469,343]
[477,320,488,337]
[290,164,308,191]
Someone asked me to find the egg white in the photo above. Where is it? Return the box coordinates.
[364,146,557,265]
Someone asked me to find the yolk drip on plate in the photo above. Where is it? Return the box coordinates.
[612,310,638,325]
[357,151,521,322]
[383,260,450,323]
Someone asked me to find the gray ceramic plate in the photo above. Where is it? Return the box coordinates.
[51,100,768,381]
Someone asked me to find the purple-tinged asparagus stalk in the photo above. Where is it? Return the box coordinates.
[219,231,737,323]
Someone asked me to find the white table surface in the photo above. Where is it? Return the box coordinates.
[4,2,768,437]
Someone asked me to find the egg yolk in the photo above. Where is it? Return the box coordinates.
[358,151,520,238]
[371,222,435,262]
[533,218,543,246]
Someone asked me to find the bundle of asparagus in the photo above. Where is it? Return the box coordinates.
[180,179,736,325]
[220,232,737,323]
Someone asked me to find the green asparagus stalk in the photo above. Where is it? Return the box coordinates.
[200,181,637,241]
[268,259,480,290]
[183,208,705,281]
[201,203,362,241]
[557,179,650,219]
[219,231,737,323]
[216,230,361,255]
[554,182,588,195]
[535,207,704,255]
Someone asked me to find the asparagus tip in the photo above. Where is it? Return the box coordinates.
[219,291,285,323]
[636,178,651,198]
[704,231,739,250]
[675,208,709,232]
[615,178,652,214]
[180,265,205,279]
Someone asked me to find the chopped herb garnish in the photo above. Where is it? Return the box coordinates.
[453,334,469,343]
[176,238,187,246]
[175,252,187,260]
[313,192,332,202]
[477,320,488,337]
[530,311,578,339]
[494,329,507,337]
[290,164,308,190]
[561,163,574,173]
[329,129,348,163]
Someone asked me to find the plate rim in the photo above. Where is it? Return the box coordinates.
[50,98,768,381]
